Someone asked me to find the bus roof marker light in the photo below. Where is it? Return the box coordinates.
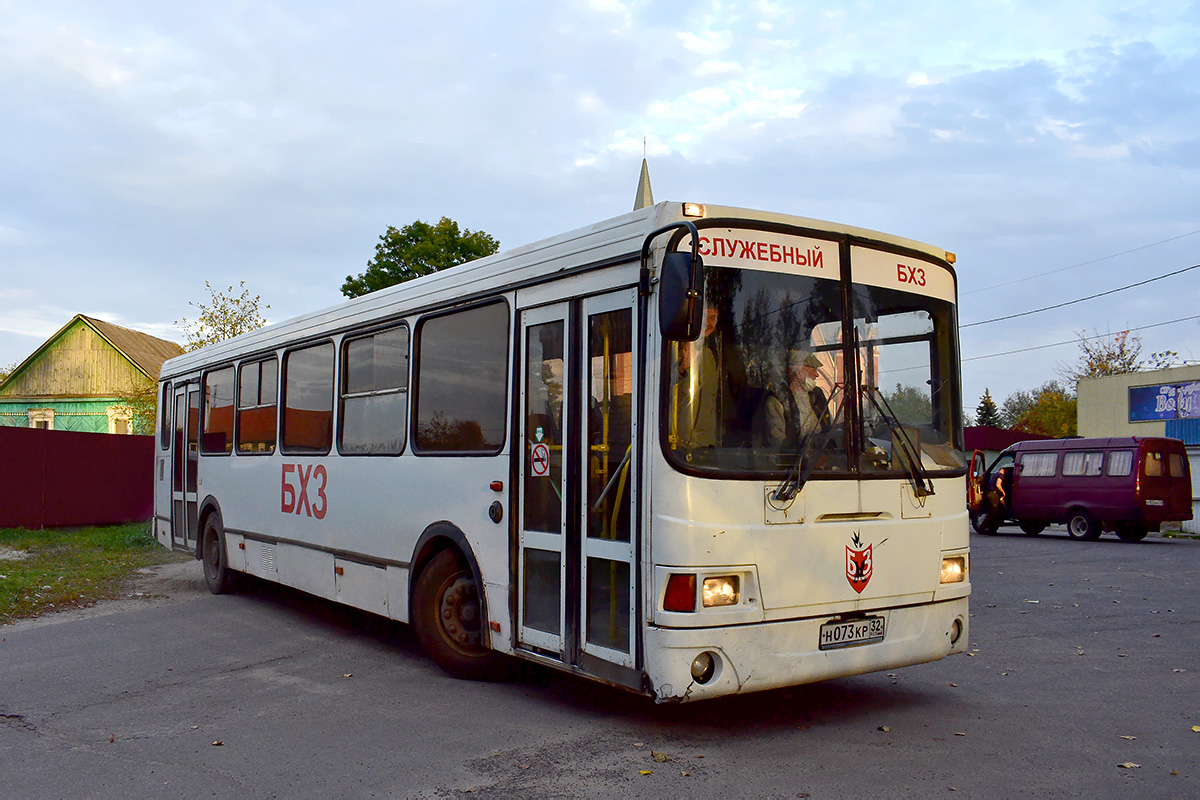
[682,203,706,218]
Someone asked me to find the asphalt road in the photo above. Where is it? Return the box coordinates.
[2,527,1197,798]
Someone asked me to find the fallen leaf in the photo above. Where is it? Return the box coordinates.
[518,764,530,770]
[966,652,975,657]
[949,683,958,687]
[1192,726,1200,733]
[633,742,645,748]
[1117,762,1140,769]
[190,726,199,730]
[342,673,352,678]
[680,771,690,777]
[878,726,891,732]
[212,740,224,747]
[1174,669,1186,673]
[109,734,114,743]
[1120,735,1136,741]
[1118,654,1128,658]
[652,751,672,763]
[954,732,966,737]
[1024,599,1040,604]
[795,725,810,730]
[639,770,653,776]
[696,755,705,759]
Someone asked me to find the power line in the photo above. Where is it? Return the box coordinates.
[962,314,1200,364]
[961,263,1200,329]
[963,228,1200,295]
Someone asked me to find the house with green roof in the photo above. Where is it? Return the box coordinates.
[0,315,184,434]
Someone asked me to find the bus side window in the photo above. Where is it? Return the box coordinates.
[238,357,278,454]
[413,302,509,454]
[201,366,235,454]
[282,342,335,454]
[159,382,172,450]
[340,325,409,455]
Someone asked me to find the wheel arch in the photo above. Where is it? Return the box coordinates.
[409,521,492,648]
[194,496,224,558]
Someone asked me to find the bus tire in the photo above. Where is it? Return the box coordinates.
[1116,525,1148,543]
[1066,509,1100,541]
[1019,521,1046,536]
[201,516,237,595]
[413,549,503,681]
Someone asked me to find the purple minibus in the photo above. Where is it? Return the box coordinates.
[971,437,1192,542]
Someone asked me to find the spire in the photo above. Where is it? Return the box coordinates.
[633,157,654,211]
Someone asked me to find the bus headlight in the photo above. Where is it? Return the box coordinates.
[702,576,739,607]
[940,556,966,584]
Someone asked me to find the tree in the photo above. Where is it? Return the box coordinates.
[975,388,1001,427]
[114,384,158,435]
[1002,381,1077,437]
[1058,330,1142,384]
[0,361,17,383]
[176,281,270,352]
[342,217,499,298]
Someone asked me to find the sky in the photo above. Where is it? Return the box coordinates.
[2,0,1198,416]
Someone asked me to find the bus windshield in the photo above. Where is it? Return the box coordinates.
[663,264,965,477]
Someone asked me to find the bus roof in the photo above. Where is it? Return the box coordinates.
[161,201,953,380]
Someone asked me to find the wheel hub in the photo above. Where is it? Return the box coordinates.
[438,575,481,649]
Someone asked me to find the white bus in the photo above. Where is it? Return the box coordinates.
[154,201,970,702]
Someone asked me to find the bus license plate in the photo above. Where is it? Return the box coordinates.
[819,616,885,650]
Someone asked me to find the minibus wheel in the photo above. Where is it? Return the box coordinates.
[970,510,999,535]
[201,516,237,595]
[413,549,504,681]
[1066,509,1100,541]
[1019,521,1046,536]
[1115,525,1148,543]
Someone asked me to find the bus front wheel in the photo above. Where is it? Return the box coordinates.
[413,549,503,681]
[201,517,237,595]
[1066,510,1101,541]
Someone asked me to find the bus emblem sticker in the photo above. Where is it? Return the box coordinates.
[846,532,873,594]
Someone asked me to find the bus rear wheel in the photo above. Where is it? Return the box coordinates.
[413,549,503,681]
[201,517,237,595]
[1066,510,1101,541]
[1019,521,1046,536]
[1116,525,1148,543]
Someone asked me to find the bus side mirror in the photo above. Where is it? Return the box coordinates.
[659,251,705,341]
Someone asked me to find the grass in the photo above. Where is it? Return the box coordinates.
[0,521,187,624]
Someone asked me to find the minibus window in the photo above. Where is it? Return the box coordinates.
[1144,451,1164,477]
[1169,453,1185,478]
[1021,452,1057,477]
[1106,451,1133,476]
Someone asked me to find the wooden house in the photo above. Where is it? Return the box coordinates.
[0,315,184,434]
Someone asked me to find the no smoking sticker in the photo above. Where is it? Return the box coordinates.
[530,442,550,477]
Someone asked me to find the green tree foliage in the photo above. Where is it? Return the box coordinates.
[1002,381,1077,437]
[1058,330,1142,384]
[342,217,500,298]
[975,388,1001,427]
[113,384,157,435]
[884,383,932,424]
[176,281,270,352]
[0,361,17,383]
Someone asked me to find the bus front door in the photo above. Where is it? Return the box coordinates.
[517,289,639,678]
[170,384,200,552]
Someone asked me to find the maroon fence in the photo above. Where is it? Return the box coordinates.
[0,426,153,530]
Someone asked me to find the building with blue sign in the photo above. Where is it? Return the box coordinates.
[1079,364,1200,532]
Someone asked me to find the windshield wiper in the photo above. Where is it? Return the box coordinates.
[772,386,844,503]
[864,386,934,499]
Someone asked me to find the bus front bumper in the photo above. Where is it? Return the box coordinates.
[643,597,969,702]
